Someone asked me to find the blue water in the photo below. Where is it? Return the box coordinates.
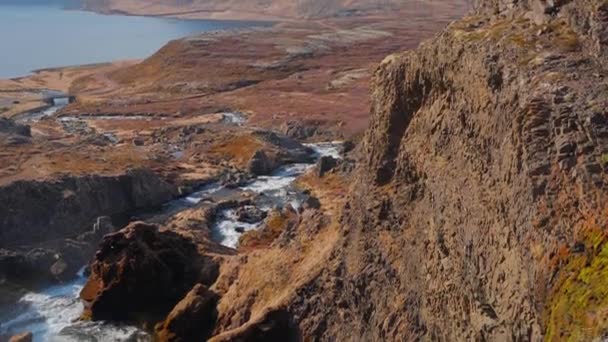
[0,4,266,79]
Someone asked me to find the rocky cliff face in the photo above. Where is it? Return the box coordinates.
[0,169,176,248]
[294,0,608,339]
[211,0,608,340]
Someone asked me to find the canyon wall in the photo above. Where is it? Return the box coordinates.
[0,169,175,248]
[209,0,608,340]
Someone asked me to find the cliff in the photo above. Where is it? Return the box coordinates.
[0,169,175,248]
[211,0,608,340]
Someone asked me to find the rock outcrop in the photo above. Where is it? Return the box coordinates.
[273,0,607,340]
[80,222,219,322]
[0,168,176,247]
[247,150,277,176]
[155,284,219,342]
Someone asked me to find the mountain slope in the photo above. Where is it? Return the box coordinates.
[78,0,435,19]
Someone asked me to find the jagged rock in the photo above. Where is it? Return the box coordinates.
[80,222,219,322]
[253,130,315,163]
[0,168,175,247]
[248,150,276,176]
[155,284,219,342]
[8,332,33,342]
[282,120,319,140]
[235,205,267,224]
[315,156,338,177]
[341,140,356,154]
[24,248,56,278]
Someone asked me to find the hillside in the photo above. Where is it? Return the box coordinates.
[78,0,441,19]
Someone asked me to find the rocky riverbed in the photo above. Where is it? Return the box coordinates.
[0,134,345,340]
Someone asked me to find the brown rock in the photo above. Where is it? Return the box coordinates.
[247,150,276,176]
[156,284,219,342]
[9,332,33,342]
[80,222,219,323]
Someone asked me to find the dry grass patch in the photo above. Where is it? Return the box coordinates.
[209,134,263,167]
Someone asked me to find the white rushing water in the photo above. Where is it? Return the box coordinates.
[0,141,343,340]
[221,112,247,125]
[211,142,344,248]
[0,270,148,342]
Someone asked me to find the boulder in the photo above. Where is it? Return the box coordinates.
[24,248,56,279]
[220,171,250,188]
[236,206,267,224]
[8,332,33,342]
[155,284,219,342]
[248,150,276,176]
[315,156,338,177]
[80,222,219,322]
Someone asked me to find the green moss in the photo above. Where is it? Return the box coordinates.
[546,241,608,341]
[600,154,608,166]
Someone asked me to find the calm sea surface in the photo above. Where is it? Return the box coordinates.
[0,4,266,78]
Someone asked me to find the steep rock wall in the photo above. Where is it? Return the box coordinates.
[211,0,608,340]
[0,169,176,247]
[292,0,608,339]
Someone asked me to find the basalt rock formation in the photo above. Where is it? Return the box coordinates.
[80,222,220,323]
[291,0,607,340]
[210,0,608,340]
[0,169,175,248]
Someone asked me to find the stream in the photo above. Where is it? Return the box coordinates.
[0,137,342,341]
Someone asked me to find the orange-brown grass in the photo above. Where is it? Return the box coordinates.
[296,171,348,214]
[208,134,263,167]
[238,210,296,252]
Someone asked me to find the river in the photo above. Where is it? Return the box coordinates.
[0,138,342,341]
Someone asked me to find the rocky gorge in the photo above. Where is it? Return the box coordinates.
[2,0,608,341]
